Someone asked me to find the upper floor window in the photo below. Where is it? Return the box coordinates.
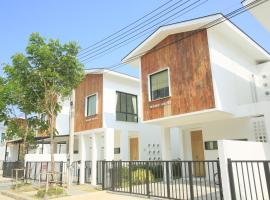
[150,69,170,101]
[86,94,97,116]
[116,91,138,122]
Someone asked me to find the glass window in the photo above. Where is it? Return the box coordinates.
[204,141,218,150]
[150,69,170,101]
[116,91,138,122]
[86,94,97,116]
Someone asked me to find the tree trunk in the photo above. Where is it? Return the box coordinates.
[50,113,56,182]
[22,114,29,161]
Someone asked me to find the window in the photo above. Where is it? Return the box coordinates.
[204,141,218,150]
[150,69,170,101]
[116,91,138,122]
[86,94,97,116]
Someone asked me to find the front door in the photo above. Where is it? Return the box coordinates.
[191,130,205,177]
[130,137,139,161]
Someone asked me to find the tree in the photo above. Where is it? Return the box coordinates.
[0,72,43,157]
[4,33,84,179]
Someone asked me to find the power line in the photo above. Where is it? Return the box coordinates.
[85,0,269,76]
[82,0,208,64]
[79,0,201,61]
[78,0,174,55]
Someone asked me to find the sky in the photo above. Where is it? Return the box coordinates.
[0,0,269,78]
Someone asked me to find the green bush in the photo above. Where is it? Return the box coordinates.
[132,168,154,184]
[36,186,66,198]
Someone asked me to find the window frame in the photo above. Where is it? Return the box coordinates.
[85,93,98,117]
[148,68,171,101]
[116,91,138,123]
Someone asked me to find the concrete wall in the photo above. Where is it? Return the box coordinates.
[25,154,67,162]
[218,140,270,200]
[56,98,71,135]
[102,73,163,161]
[207,28,257,113]
[175,117,254,161]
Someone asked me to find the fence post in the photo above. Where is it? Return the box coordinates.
[24,162,28,181]
[188,162,194,200]
[146,161,150,198]
[77,166,80,185]
[102,161,105,190]
[227,159,236,200]
[216,160,223,199]
[129,161,132,193]
[263,161,270,199]
[166,162,171,199]
[60,162,63,186]
[33,162,37,181]
[111,161,115,191]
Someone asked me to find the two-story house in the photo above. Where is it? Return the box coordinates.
[122,14,270,167]
[73,69,162,184]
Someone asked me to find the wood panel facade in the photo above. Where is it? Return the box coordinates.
[74,74,103,132]
[141,29,215,121]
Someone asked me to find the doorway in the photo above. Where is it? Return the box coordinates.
[191,130,205,176]
[129,137,139,161]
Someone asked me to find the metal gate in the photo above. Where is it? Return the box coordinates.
[228,159,270,200]
[99,160,223,200]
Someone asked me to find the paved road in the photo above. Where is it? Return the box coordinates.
[0,193,14,200]
[59,191,146,200]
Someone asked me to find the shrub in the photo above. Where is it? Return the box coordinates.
[132,168,154,184]
[36,186,66,198]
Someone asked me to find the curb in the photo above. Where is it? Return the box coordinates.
[1,191,32,200]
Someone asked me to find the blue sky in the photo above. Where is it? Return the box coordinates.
[0,0,269,77]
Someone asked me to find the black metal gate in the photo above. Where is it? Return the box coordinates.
[227,159,270,200]
[98,160,223,200]
[2,161,24,178]
[85,161,92,183]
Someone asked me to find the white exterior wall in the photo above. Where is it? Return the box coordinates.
[207,28,257,113]
[102,73,162,161]
[255,62,270,102]
[0,123,6,162]
[177,117,254,161]
[56,98,71,135]
[218,140,270,200]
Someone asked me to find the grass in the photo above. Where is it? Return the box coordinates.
[35,186,67,199]
[12,182,37,192]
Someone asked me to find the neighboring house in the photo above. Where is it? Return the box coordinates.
[24,99,72,163]
[0,122,6,168]
[122,14,270,162]
[2,101,72,164]
[73,69,162,184]
[242,0,270,32]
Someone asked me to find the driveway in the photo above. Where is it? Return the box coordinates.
[59,191,146,200]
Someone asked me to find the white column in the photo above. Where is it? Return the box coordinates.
[79,134,86,184]
[161,127,172,182]
[104,128,114,161]
[178,128,184,160]
[161,127,172,160]
[91,133,97,185]
[120,130,129,160]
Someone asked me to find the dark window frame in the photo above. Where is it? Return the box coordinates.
[116,91,138,123]
[149,69,170,101]
[86,94,97,117]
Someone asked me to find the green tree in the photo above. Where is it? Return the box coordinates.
[4,33,84,178]
[0,73,43,157]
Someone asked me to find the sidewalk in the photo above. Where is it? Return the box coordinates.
[58,191,147,200]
